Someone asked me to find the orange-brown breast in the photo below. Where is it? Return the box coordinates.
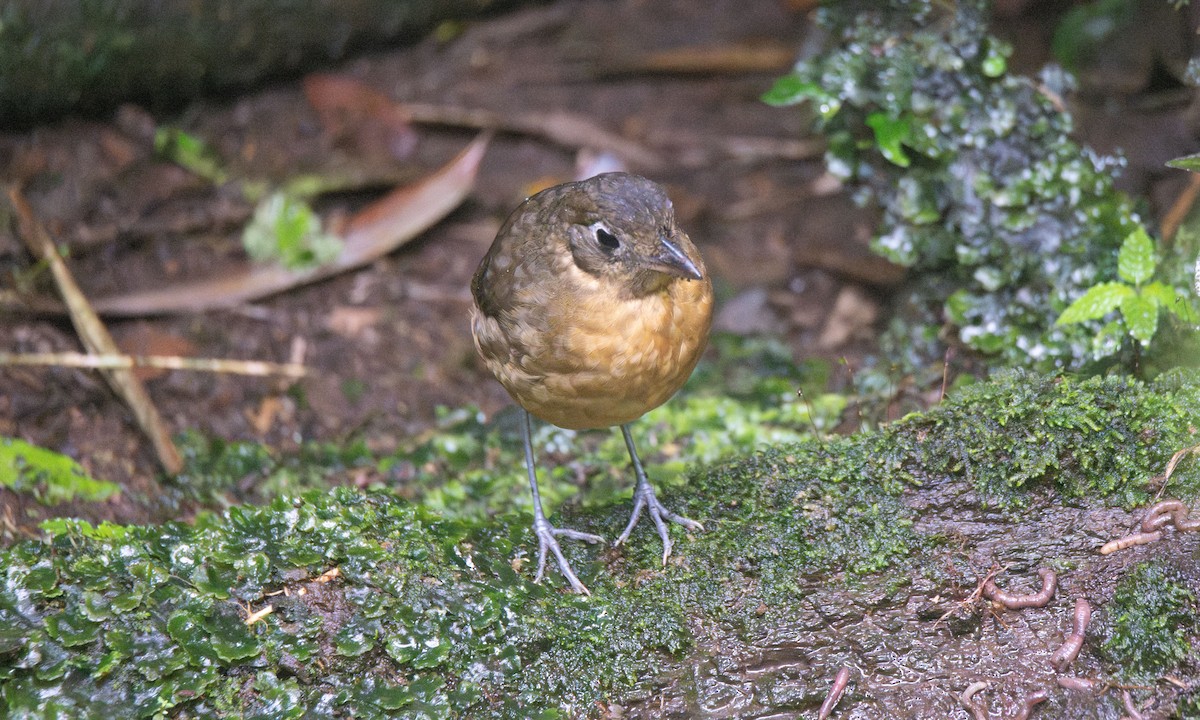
[471,261,713,430]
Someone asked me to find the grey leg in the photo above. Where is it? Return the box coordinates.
[614,424,704,565]
[521,409,604,594]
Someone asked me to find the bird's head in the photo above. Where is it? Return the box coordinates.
[547,173,705,297]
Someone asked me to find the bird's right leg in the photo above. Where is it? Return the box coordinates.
[521,409,604,594]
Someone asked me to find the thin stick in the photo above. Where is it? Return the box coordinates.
[0,351,306,378]
[8,187,184,475]
[1161,172,1200,244]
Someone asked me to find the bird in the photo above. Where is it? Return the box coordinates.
[470,172,714,594]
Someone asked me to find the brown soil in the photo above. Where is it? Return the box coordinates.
[0,0,1195,540]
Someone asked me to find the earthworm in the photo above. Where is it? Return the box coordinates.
[1055,676,1100,691]
[1099,531,1162,555]
[818,666,851,720]
[1050,598,1091,672]
[1140,500,1185,532]
[1174,511,1200,532]
[1121,690,1145,720]
[960,681,989,720]
[1011,689,1050,720]
[983,567,1056,609]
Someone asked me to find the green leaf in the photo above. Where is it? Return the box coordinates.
[1142,282,1184,316]
[45,609,101,647]
[242,192,343,271]
[980,38,1010,78]
[866,112,912,167]
[154,127,227,184]
[1167,152,1200,173]
[1120,293,1159,345]
[761,75,839,117]
[1117,227,1156,285]
[1056,282,1133,324]
[202,611,262,662]
[0,437,120,505]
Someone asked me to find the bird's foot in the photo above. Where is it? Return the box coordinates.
[615,480,704,565]
[532,515,604,595]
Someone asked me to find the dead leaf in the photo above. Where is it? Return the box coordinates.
[112,323,196,381]
[303,74,418,161]
[85,132,489,316]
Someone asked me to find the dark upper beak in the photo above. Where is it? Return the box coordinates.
[642,235,703,281]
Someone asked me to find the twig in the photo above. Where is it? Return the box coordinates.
[1157,443,1200,499]
[591,41,796,78]
[1161,172,1200,244]
[0,351,306,378]
[8,187,184,475]
[391,98,664,168]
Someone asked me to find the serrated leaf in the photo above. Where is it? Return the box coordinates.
[243,192,342,271]
[1166,153,1200,173]
[1056,282,1133,324]
[1120,293,1159,345]
[1117,227,1156,285]
[1141,281,1184,315]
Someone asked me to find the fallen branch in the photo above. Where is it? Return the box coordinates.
[0,351,306,378]
[8,187,184,474]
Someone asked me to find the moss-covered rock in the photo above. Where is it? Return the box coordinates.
[1102,561,1199,683]
[1,371,1198,717]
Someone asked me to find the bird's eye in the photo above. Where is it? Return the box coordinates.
[595,227,620,251]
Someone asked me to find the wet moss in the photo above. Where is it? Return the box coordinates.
[1102,562,1199,683]
[1,372,1196,717]
[764,0,1198,375]
[896,370,1200,507]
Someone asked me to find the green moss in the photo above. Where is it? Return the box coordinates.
[1102,562,1199,682]
[1,372,1196,717]
[896,370,1200,507]
[0,436,121,505]
[764,0,1198,375]
[1178,688,1200,719]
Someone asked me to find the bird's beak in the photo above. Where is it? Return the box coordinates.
[643,235,703,281]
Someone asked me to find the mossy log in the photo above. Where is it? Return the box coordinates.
[0,0,514,127]
[1,371,1199,717]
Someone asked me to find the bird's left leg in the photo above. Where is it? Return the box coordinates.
[614,424,704,564]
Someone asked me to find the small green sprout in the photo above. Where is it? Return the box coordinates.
[1057,226,1186,355]
[154,127,227,184]
[242,191,342,271]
